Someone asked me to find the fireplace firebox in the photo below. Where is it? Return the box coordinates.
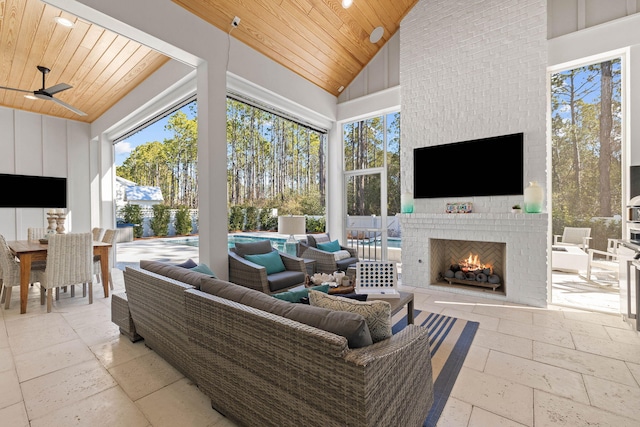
[430,238,506,296]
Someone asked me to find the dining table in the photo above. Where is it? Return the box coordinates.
[7,239,112,314]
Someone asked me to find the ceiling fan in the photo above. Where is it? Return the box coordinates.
[0,65,87,116]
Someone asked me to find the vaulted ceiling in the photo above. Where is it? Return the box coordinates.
[0,0,417,123]
[173,0,418,95]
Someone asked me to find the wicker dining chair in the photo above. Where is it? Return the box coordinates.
[93,228,117,290]
[34,232,94,313]
[92,227,104,241]
[0,234,45,309]
[27,227,48,241]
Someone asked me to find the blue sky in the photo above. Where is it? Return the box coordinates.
[115,104,196,166]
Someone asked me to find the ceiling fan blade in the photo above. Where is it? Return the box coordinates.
[49,96,87,116]
[45,83,72,95]
[0,86,32,94]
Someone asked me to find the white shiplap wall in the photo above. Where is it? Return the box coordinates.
[0,106,92,240]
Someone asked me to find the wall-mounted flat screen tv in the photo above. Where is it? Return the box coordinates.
[414,133,524,199]
[0,173,67,208]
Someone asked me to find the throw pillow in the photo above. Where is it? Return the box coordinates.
[333,249,351,261]
[175,258,198,269]
[317,239,341,253]
[308,289,392,343]
[190,263,217,278]
[245,250,286,275]
[234,240,273,257]
[272,284,330,303]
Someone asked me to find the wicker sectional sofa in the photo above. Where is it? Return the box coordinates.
[114,261,434,427]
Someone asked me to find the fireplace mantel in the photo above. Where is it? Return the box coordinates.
[399,212,549,307]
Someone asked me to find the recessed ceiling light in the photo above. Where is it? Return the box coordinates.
[370,26,384,44]
[342,0,353,8]
[54,16,74,28]
[338,86,344,93]
[24,94,37,100]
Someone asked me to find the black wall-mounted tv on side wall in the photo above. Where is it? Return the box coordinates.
[0,173,67,208]
[414,133,524,199]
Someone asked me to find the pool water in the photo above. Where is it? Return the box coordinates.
[169,234,401,250]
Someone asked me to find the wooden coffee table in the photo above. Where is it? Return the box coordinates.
[369,291,414,324]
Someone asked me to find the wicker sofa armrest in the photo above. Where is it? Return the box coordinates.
[228,250,271,294]
[299,245,339,274]
[279,252,306,272]
[345,325,434,426]
[122,267,197,381]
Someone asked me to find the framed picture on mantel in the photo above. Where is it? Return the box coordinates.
[445,202,473,214]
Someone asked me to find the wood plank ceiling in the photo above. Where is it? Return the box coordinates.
[0,0,417,123]
[0,0,170,123]
[172,0,418,96]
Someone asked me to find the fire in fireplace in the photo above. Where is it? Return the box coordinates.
[442,252,502,288]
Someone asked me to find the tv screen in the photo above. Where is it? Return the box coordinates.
[0,173,67,208]
[414,133,524,199]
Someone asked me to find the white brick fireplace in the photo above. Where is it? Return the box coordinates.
[398,0,549,307]
[400,213,548,307]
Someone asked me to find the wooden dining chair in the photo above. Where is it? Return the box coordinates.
[93,229,118,290]
[0,234,45,309]
[34,232,93,313]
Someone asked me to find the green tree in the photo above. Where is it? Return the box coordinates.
[174,205,193,235]
[120,204,143,238]
[150,204,171,237]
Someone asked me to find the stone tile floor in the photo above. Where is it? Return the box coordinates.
[0,239,638,426]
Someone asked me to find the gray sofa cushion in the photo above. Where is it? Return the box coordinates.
[268,270,306,292]
[140,260,210,290]
[200,277,373,348]
[234,240,273,257]
[336,257,359,271]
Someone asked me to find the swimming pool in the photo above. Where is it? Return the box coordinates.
[169,234,401,250]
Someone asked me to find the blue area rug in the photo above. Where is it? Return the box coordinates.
[393,310,479,427]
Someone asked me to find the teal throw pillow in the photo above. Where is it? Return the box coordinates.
[190,263,217,278]
[245,250,286,275]
[317,239,341,253]
[273,284,330,303]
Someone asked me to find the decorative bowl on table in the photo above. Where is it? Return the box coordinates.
[310,273,334,285]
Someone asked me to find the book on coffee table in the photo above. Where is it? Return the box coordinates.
[354,261,400,298]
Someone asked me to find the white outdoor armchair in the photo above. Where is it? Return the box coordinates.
[553,227,592,251]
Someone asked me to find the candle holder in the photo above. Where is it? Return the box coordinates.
[55,212,67,234]
[46,212,58,238]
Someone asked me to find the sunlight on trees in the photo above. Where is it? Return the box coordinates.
[551,58,622,250]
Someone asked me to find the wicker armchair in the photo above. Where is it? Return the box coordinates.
[299,233,359,274]
[34,232,94,312]
[0,234,45,309]
[92,227,104,241]
[93,229,117,290]
[228,240,306,294]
